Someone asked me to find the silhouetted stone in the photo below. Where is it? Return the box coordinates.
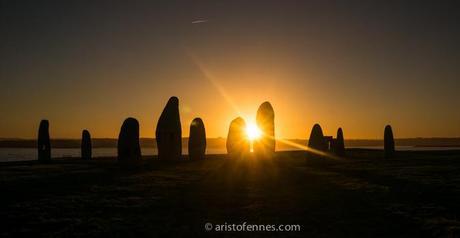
[335,128,346,156]
[308,124,327,151]
[226,117,250,158]
[188,118,206,160]
[156,97,182,160]
[253,101,275,158]
[81,130,92,160]
[384,125,395,159]
[118,118,141,161]
[37,120,51,162]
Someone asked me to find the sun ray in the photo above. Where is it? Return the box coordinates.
[186,50,342,160]
[274,137,341,159]
[186,50,242,115]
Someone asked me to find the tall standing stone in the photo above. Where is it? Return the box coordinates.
[226,117,250,158]
[37,120,51,162]
[118,118,141,161]
[188,118,206,160]
[81,129,92,160]
[308,124,327,151]
[156,97,182,160]
[334,128,346,156]
[253,101,275,158]
[384,125,395,159]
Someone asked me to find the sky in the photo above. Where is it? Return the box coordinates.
[1,0,459,139]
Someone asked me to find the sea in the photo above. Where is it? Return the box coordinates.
[1,146,460,162]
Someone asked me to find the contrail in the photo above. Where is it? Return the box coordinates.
[192,19,208,24]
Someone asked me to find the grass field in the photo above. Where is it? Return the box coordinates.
[1,149,460,237]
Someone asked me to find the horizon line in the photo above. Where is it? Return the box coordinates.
[1,137,460,141]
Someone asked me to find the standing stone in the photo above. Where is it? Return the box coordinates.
[308,124,327,151]
[81,129,92,160]
[253,101,275,158]
[334,128,346,156]
[226,117,250,158]
[156,97,182,160]
[118,118,141,161]
[188,118,206,160]
[384,125,395,159]
[37,120,51,162]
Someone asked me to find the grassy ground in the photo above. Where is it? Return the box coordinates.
[1,149,460,237]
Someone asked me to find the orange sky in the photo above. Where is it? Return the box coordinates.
[2,53,459,139]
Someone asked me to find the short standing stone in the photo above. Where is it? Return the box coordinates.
[226,117,250,158]
[253,101,275,158]
[81,129,92,160]
[384,125,395,159]
[156,96,182,160]
[37,120,51,162]
[118,117,141,161]
[308,124,327,151]
[334,128,346,156]
[188,118,206,160]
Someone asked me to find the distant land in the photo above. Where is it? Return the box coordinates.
[1,138,460,149]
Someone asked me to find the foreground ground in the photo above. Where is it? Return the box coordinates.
[1,150,460,237]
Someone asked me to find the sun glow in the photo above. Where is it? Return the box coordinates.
[246,123,262,141]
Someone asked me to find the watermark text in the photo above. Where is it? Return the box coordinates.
[204,222,301,232]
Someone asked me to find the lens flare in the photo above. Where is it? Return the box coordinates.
[246,123,262,141]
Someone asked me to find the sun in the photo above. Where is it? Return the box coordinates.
[246,123,262,141]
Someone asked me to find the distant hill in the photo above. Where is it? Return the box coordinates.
[345,138,460,147]
[0,138,226,149]
[0,138,459,149]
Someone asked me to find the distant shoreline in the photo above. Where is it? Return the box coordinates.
[0,138,460,148]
